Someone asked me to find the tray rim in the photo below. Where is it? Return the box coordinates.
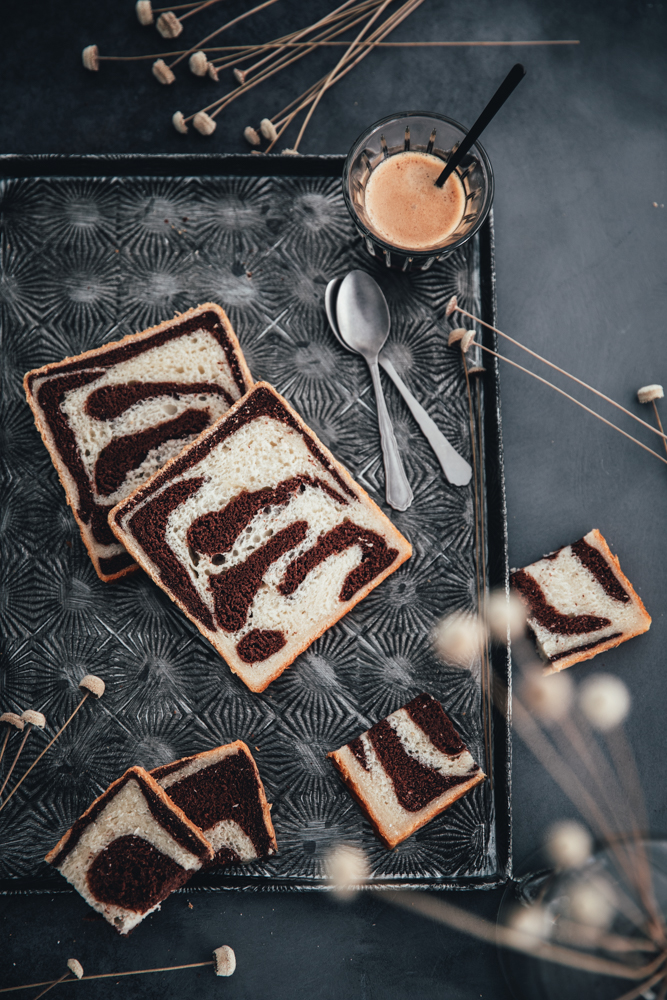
[0,153,511,893]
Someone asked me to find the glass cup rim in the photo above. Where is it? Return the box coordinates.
[342,110,495,261]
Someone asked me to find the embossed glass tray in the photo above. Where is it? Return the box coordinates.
[0,154,510,893]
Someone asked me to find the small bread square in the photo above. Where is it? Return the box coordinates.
[510,528,651,673]
[24,303,253,582]
[45,766,213,935]
[109,382,412,692]
[328,693,485,850]
[151,741,277,867]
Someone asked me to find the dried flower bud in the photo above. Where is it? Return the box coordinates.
[546,820,592,869]
[281,148,300,156]
[461,329,476,353]
[21,710,46,729]
[172,111,188,134]
[447,327,467,346]
[189,51,208,76]
[568,875,616,929]
[579,674,630,731]
[193,111,216,136]
[233,68,246,85]
[207,63,220,82]
[213,946,236,977]
[136,0,154,25]
[445,294,459,318]
[325,844,369,899]
[244,126,260,147]
[82,45,99,72]
[507,903,550,944]
[67,960,84,980]
[156,11,183,38]
[260,118,278,142]
[79,674,105,699]
[0,712,24,731]
[485,589,526,642]
[519,670,573,722]
[152,59,175,85]
[637,384,664,404]
[466,365,486,375]
[432,612,486,668]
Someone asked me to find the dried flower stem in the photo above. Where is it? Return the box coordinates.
[153,2,204,9]
[385,890,667,982]
[234,0,383,80]
[615,971,667,1000]
[266,0,424,149]
[0,725,34,801]
[468,339,667,466]
[475,378,494,790]
[0,963,215,995]
[177,0,229,25]
[31,973,71,1000]
[0,694,91,816]
[650,401,667,458]
[168,0,283,69]
[291,0,396,152]
[453,305,667,446]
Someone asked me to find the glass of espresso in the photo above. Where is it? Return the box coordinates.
[343,111,494,272]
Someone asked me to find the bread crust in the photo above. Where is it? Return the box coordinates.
[23,303,253,583]
[110,382,412,692]
[328,747,485,850]
[543,528,651,674]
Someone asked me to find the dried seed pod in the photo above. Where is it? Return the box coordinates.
[579,673,630,731]
[213,946,236,977]
[260,118,278,142]
[172,111,188,134]
[432,612,487,668]
[21,710,46,729]
[520,670,573,723]
[193,112,216,136]
[189,51,208,77]
[445,294,459,318]
[546,820,592,869]
[244,126,260,147]
[637,384,664,404]
[0,712,24,731]
[461,329,477,353]
[485,589,526,642]
[152,59,176,85]
[67,960,84,980]
[82,45,99,72]
[325,844,369,900]
[207,63,220,82]
[233,68,246,85]
[447,327,467,346]
[157,12,183,38]
[79,674,105,699]
[136,0,154,25]
[281,148,300,156]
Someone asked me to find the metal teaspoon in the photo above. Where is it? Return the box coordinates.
[335,270,413,511]
[326,276,472,487]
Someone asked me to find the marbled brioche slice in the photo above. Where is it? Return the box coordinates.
[24,303,253,582]
[45,766,213,935]
[110,382,412,692]
[511,528,651,673]
[152,741,277,867]
[329,693,485,849]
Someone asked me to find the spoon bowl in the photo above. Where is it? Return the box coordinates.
[336,270,391,360]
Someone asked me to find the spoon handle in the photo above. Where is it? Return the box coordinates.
[379,358,472,487]
[368,359,413,511]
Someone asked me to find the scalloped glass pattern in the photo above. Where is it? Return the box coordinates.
[0,166,508,892]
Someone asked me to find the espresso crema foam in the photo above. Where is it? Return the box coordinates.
[364,151,466,251]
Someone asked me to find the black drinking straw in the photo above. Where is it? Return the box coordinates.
[435,63,526,188]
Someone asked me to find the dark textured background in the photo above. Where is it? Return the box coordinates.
[1,0,666,997]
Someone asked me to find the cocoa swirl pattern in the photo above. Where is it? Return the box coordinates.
[86,835,188,913]
[85,380,233,420]
[511,568,612,635]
